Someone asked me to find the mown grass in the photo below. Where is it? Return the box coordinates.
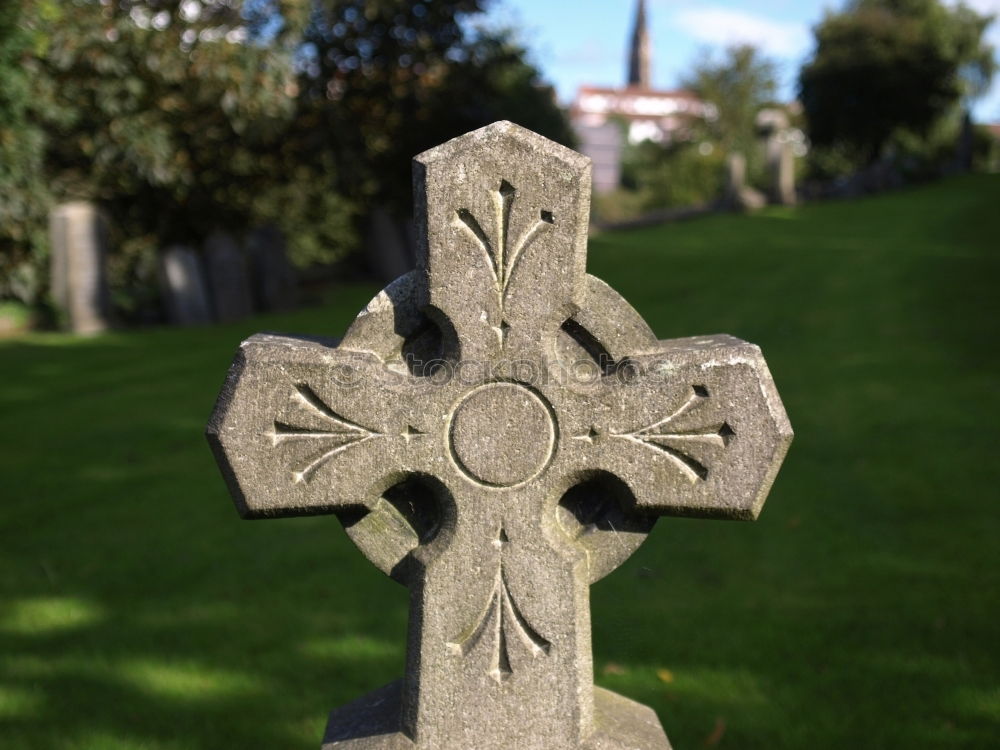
[2,174,998,749]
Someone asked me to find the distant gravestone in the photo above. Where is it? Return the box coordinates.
[772,139,797,206]
[160,245,212,325]
[49,201,111,334]
[725,153,766,211]
[955,110,974,173]
[246,225,297,312]
[366,207,416,283]
[758,109,797,206]
[207,122,792,749]
[204,230,253,322]
[573,121,624,194]
[726,152,746,198]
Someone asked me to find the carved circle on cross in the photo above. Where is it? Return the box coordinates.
[447,380,558,488]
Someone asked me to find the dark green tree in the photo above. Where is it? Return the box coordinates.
[3,0,354,314]
[0,0,52,304]
[799,0,996,165]
[422,28,576,152]
[2,0,572,315]
[297,3,574,211]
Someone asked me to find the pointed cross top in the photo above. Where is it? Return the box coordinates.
[207,122,792,750]
[414,121,591,361]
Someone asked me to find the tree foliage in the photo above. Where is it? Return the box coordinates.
[619,138,726,214]
[682,44,779,160]
[0,0,573,316]
[799,0,996,164]
[0,0,50,303]
[0,0,343,314]
[297,3,573,210]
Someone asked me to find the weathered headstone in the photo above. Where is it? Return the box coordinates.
[246,225,297,312]
[160,245,212,325]
[204,230,254,322]
[725,153,766,211]
[49,201,111,334]
[772,139,797,206]
[207,122,792,749]
[758,108,797,206]
[725,152,746,198]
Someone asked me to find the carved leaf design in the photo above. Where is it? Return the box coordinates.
[613,385,735,483]
[447,529,550,682]
[271,383,381,484]
[454,179,555,338]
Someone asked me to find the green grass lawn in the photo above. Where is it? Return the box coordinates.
[2,174,999,749]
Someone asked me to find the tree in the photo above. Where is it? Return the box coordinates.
[3,0,353,315]
[296,0,488,212]
[422,28,576,156]
[35,1,341,250]
[1,0,572,317]
[618,138,726,213]
[799,0,996,165]
[682,44,779,160]
[297,2,574,211]
[0,1,52,305]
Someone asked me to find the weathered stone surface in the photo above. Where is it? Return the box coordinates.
[321,681,671,749]
[204,230,253,322]
[49,201,111,334]
[160,245,212,325]
[207,122,793,749]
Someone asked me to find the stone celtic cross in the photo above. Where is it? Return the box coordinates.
[207,122,792,749]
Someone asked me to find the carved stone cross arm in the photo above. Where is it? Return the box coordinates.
[562,333,789,522]
[206,122,792,750]
[207,334,452,519]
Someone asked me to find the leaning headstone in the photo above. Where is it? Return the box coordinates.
[246,225,297,312]
[207,122,793,749]
[725,152,766,211]
[159,245,212,325]
[49,201,111,334]
[204,230,254,322]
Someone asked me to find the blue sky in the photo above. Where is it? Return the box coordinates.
[483,0,1000,123]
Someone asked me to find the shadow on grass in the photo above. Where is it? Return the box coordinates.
[0,512,410,749]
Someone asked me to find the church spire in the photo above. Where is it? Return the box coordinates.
[627,0,651,88]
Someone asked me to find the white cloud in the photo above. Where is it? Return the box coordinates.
[672,7,810,58]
